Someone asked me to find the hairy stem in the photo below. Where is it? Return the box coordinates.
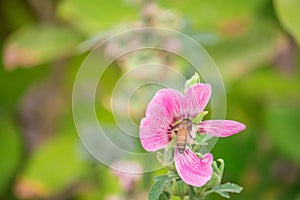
[188,185,196,200]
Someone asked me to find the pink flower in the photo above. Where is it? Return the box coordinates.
[110,160,142,193]
[140,83,246,187]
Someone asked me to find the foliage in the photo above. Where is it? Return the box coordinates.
[149,159,243,200]
[274,0,300,45]
[0,0,300,199]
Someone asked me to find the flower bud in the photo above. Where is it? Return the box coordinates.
[205,172,221,188]
[170,180,188,196]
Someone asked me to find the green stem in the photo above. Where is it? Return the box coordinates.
[195,187,206,199]
[161,192,169,200]
[203,189,214,196]
[188,185,196,200]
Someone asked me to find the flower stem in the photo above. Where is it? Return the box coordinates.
[203,189,214,196]
[188,185,196,200]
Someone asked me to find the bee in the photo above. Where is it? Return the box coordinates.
[171,118,193,154]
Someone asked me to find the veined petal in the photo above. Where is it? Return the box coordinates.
[174,147,213,187]
[140,84,212,152]
[146,88,184,123]
[140,88,185,151]
[183,83,211,118]
[140,105,173,151]
[199,120,246,137]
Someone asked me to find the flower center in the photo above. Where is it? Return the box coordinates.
[171,118,193,154]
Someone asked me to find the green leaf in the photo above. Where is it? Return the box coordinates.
[184,72,200,92]
[149,175,170,200]
[213,182,243,198]
[153,175,169,181]
[215,191,230,198]
[57,0,138,35]
[159,0,263,30]
[213,182,243,193]
[274,0,300,45]
[3,24,83,70]
[22,132,89,193]
[0,118,22,196]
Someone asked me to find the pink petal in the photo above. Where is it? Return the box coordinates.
[183,83,211,118]
[174,147,213,187]
[199,120,246,137]
[140,106,173,151]
[140,84,212,152]
[140,88,185,151]
[146,88,184,123]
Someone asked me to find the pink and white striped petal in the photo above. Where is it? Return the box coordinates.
[199,120,246,137]
[174,147,213,187]
[146,88,184,123]
[140,105,173,151]
[140,88,185,151]
[183,83,212,118]
[140,84,213,152]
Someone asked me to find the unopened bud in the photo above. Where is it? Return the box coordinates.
[170,180,188,196]
[205,172,221,188]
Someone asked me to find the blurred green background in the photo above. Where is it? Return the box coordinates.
[1,0,300,199]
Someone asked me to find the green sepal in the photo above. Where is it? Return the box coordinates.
[212,159,225,178]
[192,111,208,124]
[204,172,221,188]
[184,73,200,92]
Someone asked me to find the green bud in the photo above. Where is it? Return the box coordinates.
[217,158,225,178]
[205,172,221,188]
[170,180,189,196]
